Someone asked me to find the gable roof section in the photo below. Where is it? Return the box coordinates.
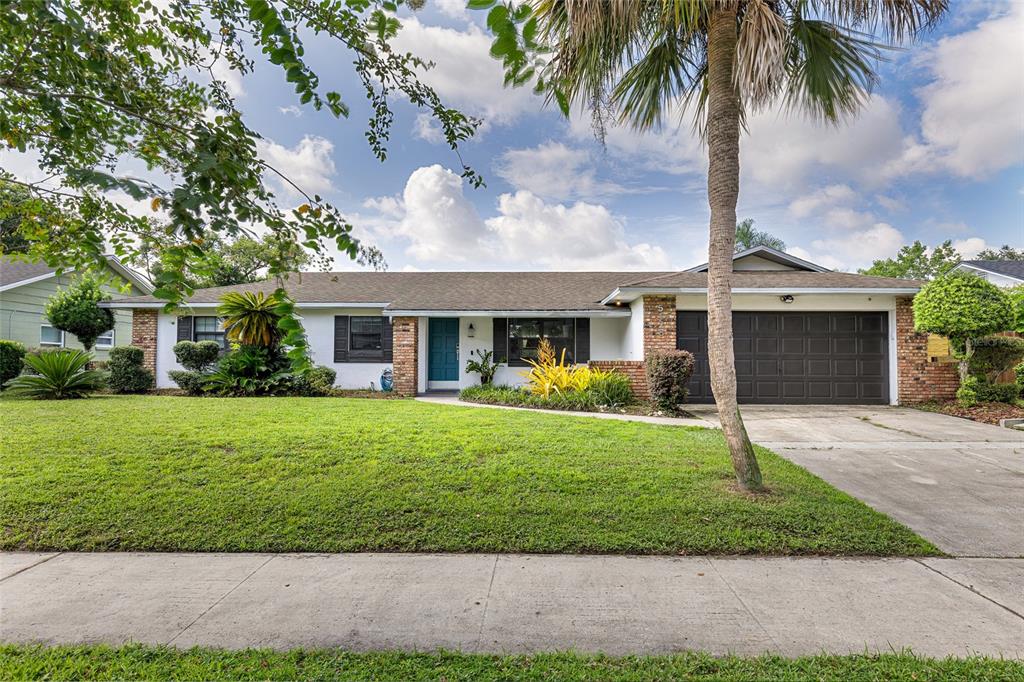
[955,260,1024,282]
[0,255,154,294]
[685,245,830,273]
[106,269,924,312]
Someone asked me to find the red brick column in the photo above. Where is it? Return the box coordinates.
[896,297,959,404]
[590,360,648,400]
[131,308,158,375]
[642,294,677,354]
[392,316,419,396]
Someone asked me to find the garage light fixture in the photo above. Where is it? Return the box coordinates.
[780,295,795,304]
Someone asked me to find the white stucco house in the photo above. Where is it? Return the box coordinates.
[106,246,958,405]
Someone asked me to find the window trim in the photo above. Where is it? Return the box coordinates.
[94,328,115,349]
[506,317,577,367]
[349,315,385,360]
[192,316,226,346]
[40,324,65,347]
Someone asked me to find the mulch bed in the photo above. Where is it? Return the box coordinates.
[915,400,1024,426]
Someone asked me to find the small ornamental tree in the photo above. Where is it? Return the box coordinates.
[913,273,1014,384]
[44,276,115,351]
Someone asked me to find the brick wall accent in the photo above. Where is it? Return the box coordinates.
[896,296,959,403]
[642,295,677,355]
[392,316,418,396]
[590,360,648,400]
[131,308,158,375]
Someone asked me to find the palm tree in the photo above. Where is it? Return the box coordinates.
[218,291,282,348]
[492,0,947,490]
[735,218,785,252]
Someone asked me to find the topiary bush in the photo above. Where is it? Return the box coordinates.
[293,365,337,396]
[973,382,1019,404]
[645,350,694,412]
[914,272,1014,384]
[107,345,154,394]
[173,340,221,372]
[43,276,115,351]
[0,340,26,387]
[968,336,1024,383]
[167,370,207,395]
[956,376,979,408]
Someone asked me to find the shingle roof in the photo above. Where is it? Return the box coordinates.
[958,260,1024,281]
[0,256,55,288]
[108,269,923,311]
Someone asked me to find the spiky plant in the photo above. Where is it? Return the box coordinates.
[4,349,105,399]
[218,291,282,348]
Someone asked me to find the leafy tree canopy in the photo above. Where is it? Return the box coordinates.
[913,272,1013,344]
[975,245,1024,261]
[860,240,961,280]
[735,219,785,253]
[1,0,477,308]
[44,276,116,351]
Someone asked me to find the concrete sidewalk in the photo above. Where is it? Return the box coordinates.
[2,552,1022,657]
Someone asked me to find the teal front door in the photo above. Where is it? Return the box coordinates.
[428,318,459,382]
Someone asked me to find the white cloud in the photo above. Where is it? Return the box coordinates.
[907,4,1024,178]
[413,113,445,144]
[495,141,637,201]
[788,184,856,219]
[434,0,470,20]
[952,237,991,259]
[392,18,540,127]
[366,165,670,270]
[256,135,336,199]
[791,222,907,271]
[278,105,302,117]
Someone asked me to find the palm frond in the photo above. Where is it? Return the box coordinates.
[807,0,949,43]
[736,0,789,110]
[219,291,282,347]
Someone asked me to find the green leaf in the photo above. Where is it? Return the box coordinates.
[467,0,497,9]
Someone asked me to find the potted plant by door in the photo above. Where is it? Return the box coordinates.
[465,349,501,385]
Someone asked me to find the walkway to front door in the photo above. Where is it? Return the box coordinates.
[428,318,459,385]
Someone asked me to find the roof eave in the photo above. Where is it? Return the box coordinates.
[604,286,921,303]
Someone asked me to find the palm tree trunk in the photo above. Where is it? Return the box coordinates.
[704,4,763,491]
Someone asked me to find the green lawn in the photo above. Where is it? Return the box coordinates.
[2,645,1019,681]
[0,395,937,555]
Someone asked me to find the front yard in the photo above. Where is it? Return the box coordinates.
[0,396,936,555]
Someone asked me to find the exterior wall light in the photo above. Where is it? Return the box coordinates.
[780,295,795,304]
[467,323,475,338]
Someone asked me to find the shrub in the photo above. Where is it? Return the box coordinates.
[293,365,337,396]
[956,376,979,408]
[167,370,207,396]
[219,291,282,347]
[460,384,596,411]
[1009,285,1024,334]
[465,349,501,385]
[173,340,221,372]
[3,349,105,399]
[205,344,292,396]
[974,382,1020,404]
[967,336,1024,383]
[1016,362,1024,391]
[587,370,634,407]
[107,345,153,394]
[646,350,694,412]
[0,340,26,387]
[521,339,591,397]
[43,276,115,350]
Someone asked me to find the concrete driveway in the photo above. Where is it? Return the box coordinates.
[688,405,1024,558]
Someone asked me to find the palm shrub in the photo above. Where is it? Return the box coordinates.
[205,344,292,396]
[646,350,695,413]
[107,346,154,394]
[0,340,26,387]
[4,349,105,399]
[44,276,115,350]
[219,291,282,347]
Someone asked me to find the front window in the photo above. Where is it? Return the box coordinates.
[508,318,575,365]
[193,316,225,345]
[95,328,115,349]
[40,324,64,347]
[350,316,384,354]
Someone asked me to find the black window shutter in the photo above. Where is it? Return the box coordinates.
[493,317,508,363]
[575,318,590,364]
[177,316,193,342]
[334,315,349,362]
[381,316,393,363]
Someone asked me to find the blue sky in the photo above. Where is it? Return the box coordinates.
[10,1,1022,273]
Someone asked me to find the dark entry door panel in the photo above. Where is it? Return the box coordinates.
[676,311,889,404]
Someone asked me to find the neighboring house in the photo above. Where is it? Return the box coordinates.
[0,255,153,359]
[952,260,1024,287]
[108,246,958,405]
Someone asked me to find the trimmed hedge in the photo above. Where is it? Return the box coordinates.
[0,340,26,387]
[107,346,154,394]
[645,350,694,412]
[172,340,221,372]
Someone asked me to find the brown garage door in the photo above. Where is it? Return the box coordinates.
[676,311,889,404]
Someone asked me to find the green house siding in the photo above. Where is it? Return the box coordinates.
[0,272,145,360]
